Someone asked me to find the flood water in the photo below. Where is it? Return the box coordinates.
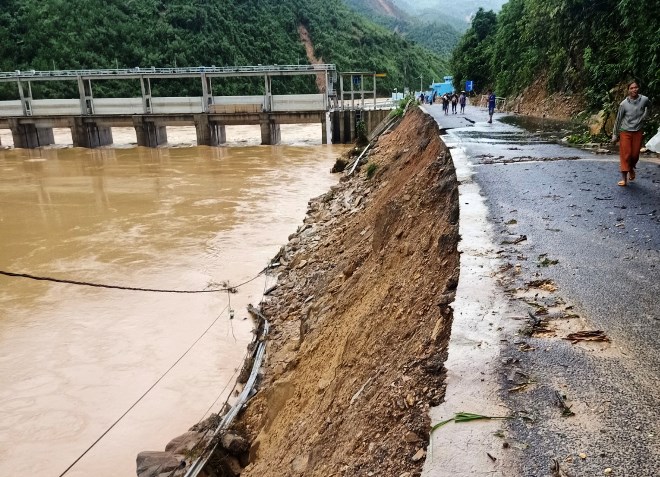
[0,126,343,476]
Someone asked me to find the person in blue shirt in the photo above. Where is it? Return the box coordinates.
[487,89,496,123]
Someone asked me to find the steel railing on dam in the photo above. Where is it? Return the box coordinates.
[0,64,337,116]
[0,64,337,81]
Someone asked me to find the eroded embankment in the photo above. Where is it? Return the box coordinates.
[212,108,460,476]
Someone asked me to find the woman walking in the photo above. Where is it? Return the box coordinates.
[612,81,650,186]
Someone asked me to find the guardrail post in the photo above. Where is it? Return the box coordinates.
[140,77,152,114]
[324,70,329,110]
[201,74,213,113]
[263,75,272,112]
[17,81,32,116]
[77,77,94,115]
[339,75,344,110]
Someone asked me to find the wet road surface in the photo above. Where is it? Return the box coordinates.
[426,104,659,476]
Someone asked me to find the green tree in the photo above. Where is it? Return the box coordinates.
[0,0,448,99]
[449,8,497,92]
[450,0,660,112]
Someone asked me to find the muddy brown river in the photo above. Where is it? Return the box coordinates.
[0,125,344,476]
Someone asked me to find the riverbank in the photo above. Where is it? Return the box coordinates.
[0,137,346,477]
[190,106,460,476]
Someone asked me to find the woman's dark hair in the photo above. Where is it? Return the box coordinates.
[628,80,640,89]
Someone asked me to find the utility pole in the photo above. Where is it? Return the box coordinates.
[403,64,407,91]
[419,74,423,92]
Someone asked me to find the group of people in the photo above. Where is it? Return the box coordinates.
[417,81,651,187]
[418,91,437,105]
[417,90,468,114]
[439,92,467,115]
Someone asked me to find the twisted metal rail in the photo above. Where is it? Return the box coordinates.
[184,319,270,477]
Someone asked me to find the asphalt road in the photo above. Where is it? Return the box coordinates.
[427,104,659,476]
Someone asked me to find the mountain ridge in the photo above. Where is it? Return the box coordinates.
[0,0,448,99]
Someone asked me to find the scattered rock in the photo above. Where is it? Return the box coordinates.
[404,431,419,443]
[291,453,309,473]
[165,431,204,455]
[136,451,181,477]
[221,431,249,454]
[411,448,426,462]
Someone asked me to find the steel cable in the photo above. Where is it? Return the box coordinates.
[58,304,229,477]
[0,270,264,293]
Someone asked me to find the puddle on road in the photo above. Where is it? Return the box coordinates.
[500,115,578,136]
[454,128,558,144]
[474,154,582,165]
[445,114,597,163]
[453,115,580,146]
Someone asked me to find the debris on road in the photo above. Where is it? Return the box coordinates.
[551,458,572,477]
[527,278,558,291]
[554,391,575,417]
[537,254,560,267]
[564,330,610,343]
[525,311,552,334]
[502,234,528,245]
[431,412,509,432]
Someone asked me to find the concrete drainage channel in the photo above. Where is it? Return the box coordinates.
[422,131,517,476]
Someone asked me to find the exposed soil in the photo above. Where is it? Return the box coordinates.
[374,0,396,17]
[504,75,587,120]
[211,107,460,476]
[297,25,327,93]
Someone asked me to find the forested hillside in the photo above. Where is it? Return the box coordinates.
[0,0,448,99]
[344,0,462,57]
[450,0,659,116]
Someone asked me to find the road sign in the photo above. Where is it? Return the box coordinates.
[375,73,387,78]
[465,80,474,92]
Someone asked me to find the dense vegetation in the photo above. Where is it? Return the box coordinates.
[450,0,660,116]
[0,0,448,99]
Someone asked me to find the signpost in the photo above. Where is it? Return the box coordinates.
[465,80,474,92]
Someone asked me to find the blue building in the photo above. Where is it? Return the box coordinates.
[430,76,455,96]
